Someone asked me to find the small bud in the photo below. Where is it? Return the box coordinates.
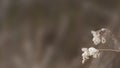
[101,37,106,44]
[81,48,88,52]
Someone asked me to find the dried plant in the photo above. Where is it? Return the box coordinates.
[81,28,120,64]
[91,28,107,45]
[81,47,100,64]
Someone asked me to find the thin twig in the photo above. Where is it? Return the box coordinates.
[99,49,120,52]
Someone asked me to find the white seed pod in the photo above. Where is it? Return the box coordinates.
[81,47,100,64]
[91,30,100,37]
[101,37,106,44]
[91,30,101,45]
[101,28,107,31]
[81,50,90,64]
[92,37,101,45]
[81,48,88,52]
[93,52,100,58]
[81,48,90,64]
[88,47,100,58]
[91,28,107,45]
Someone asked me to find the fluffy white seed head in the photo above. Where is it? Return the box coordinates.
[92,36,101,45]
[81,47,100,64]
[91,28,107,45]
[88,47,100,58]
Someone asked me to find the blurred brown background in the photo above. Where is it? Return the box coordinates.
[0,0,120,68]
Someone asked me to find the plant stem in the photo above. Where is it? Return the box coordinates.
[99,49,120,52]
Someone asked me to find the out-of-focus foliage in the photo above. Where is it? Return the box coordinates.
[0,0,120,68]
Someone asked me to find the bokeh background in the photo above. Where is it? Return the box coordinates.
[0,0,120,68]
